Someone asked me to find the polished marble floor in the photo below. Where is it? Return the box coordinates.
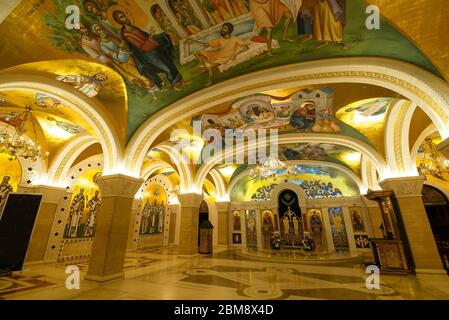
[1,248,449,300]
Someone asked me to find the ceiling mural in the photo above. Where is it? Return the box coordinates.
[0,0,440,140]
[280,143,361,174]
[230,164,359,201]
[1,60,128,143]
[336,97,394,156]
[192,88,371,146]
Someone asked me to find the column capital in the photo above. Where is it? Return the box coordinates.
[379,176,425,197]
[97,174,143,198]
[177,193,203,208]
[437,137,449,158]
[216,201,231,212]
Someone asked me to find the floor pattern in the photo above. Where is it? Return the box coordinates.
[0,249,448,300]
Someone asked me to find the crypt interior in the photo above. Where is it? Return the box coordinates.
[1,0,449,300]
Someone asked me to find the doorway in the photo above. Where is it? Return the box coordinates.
[422,185,449,273]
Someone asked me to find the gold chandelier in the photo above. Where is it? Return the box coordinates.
[250,155,301,181]
[417,137,449,181]
[0,106,48,161]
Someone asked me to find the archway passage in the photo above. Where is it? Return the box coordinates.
[423,185,449,273]
[279,189,303,248]
[198,200,209,247]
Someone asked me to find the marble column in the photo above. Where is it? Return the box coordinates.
[19,185,67,263]
[380,176,446,275]
[86,174,142,282]
[177,193,203,256]
[216,201,230,246]
[437,137,449,158]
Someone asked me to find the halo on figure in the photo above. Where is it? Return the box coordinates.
[107,4,134,29]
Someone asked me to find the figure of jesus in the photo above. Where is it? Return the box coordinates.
[249,0,302,55]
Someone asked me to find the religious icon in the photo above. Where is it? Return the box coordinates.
[66,188,87,238]
[328,207,349,251]
[246,210,257,248]
[47,117,85,134]
[233,210,241,231]
[308,209,325,251]
[84,190,101,237]
[261,210,274,249]
[168,0,203,35]
[0,176,13,217]
[350,207,365,232]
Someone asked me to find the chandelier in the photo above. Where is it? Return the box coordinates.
[250,155,301,181]
[0,106,47,161]
[417,137,449,181]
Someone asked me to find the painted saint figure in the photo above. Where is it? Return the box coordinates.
[157,200,165,233]
[151,5,179,44]
[56,73,108,98]
[0,176,13,218]
[140,200,151,234]
[83,0,122,42]
[90,23,157,94]
[47,117,85,134]
[112,10,187,91]
[262,211,274,249]
[84,190,101,237]
[312,0,347,49]
[67,188,86,238]
[169,0,202,35]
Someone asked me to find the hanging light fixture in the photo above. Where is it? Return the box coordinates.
[417,137,449,181]
[250,154,301,181]
[0,106,48,161]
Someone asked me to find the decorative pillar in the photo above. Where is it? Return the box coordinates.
[321,208,335,252]
[168,204,180,245]
[216,201,230,246]
[177,193,203,256]
[255,209,263,250]
[342,207,357,252]
[18,185,67,263]
[127,198,141,251]
[380,176,446,275]
[240,209,247,248]
[86,174,142,282]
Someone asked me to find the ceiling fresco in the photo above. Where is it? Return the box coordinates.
[0,0,441,140]
[230,164,360,202]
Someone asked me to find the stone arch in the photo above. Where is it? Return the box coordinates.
[0,74,122,174]
[153,143,194,193]
[194,133,387,193]
[46,133,99,186]
[64,154,103,191]
[125,57,449,177]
